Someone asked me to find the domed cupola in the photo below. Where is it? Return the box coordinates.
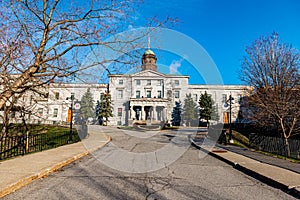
[141,49,157,71]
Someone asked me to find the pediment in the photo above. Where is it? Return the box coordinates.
[132,70,165,77]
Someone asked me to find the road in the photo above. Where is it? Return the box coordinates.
[3,126,297,200]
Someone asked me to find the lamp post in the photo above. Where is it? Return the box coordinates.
[227,94,234,143]
[67,93,75,143]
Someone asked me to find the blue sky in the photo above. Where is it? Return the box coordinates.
[135,0,300,85]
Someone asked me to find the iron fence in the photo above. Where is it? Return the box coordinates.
[0,130,80,160]
[249,134,300,159]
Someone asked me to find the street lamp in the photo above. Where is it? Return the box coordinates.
[66,93,75,143]
[226,94,234,143]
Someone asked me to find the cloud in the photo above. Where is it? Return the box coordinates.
[127,25,133,30]
[169,59,183,74]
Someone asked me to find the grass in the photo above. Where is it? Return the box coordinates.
[1,124,80,160]
[231,130,250,147]
[255,150,300,163]
[1,123,71,136]
[229,129,300,163]
[230,139,248,148]
[161,126,180,130]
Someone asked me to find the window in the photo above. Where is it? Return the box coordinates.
[55,92,59,100]
[10,112,15,118]
[53,108,58,118]
[136,79,141,85]
[117,90,123,99]
[174,90,180,98]
[157,90,162,98]
[136,90,140,98]
[147,80,151,86]
[118,108,122,116]
[193,94,198,102]
[100,93,104,100]
[174,80,179,86]
[119,79,123,85]
[222,94,227,103]
[167,90,172,98]
[157,80,162,86]
[238,95,242,104]
[38,108,43,117]
[146,90,151,98]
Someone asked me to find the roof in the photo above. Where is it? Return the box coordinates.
[144,49,155,55]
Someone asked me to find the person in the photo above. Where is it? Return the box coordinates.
[219,129,227,145]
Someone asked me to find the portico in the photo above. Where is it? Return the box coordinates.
[129,98,168,123]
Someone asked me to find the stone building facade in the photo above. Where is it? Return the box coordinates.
[108,50,247,126]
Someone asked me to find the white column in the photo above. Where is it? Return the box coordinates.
[165,108,168,121]
[130,106,134,120]
[141,106,145,120]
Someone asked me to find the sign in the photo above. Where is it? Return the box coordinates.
[67,108,72,122]
[223,112,229,124]
[74,103,81,110]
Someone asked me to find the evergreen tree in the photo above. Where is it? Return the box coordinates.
[199,91,219,126]
[98,90,113,126]
[183,93,197,126]
[171,101,182,126]
[79,88,95,123]
[95,100,103,125]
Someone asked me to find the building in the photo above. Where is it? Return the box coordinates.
[108,49,247,126]
[0,50,248,126]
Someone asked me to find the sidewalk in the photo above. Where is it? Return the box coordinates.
[0,126,111,198]
[190,136,300,198]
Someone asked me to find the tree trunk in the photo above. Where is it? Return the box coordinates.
[1,106,10,138]
[284,137,291,158]
[279,118,291,157]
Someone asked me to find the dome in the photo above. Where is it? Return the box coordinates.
[144,49,155,55]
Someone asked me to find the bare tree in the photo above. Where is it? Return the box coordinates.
[240,32,300,156]
[0,0,168,110]
[0,0,173,136]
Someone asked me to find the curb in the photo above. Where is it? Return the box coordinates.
[0,134,111,198]
[189,138,300,199]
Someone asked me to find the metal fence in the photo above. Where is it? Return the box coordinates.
[249,134,300,159]
[0,131,80,160]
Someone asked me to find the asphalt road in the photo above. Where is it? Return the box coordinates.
[3,126,297,200]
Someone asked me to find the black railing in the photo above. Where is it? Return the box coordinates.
[0,130,80,160]
[249,134,300,159]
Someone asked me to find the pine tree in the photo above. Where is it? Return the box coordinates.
[171,101,182,126]
[199,91,219,127]
[95,100,103,125]
[98,90,113,126]
[79,88,95,123]
[183,93,197,126]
